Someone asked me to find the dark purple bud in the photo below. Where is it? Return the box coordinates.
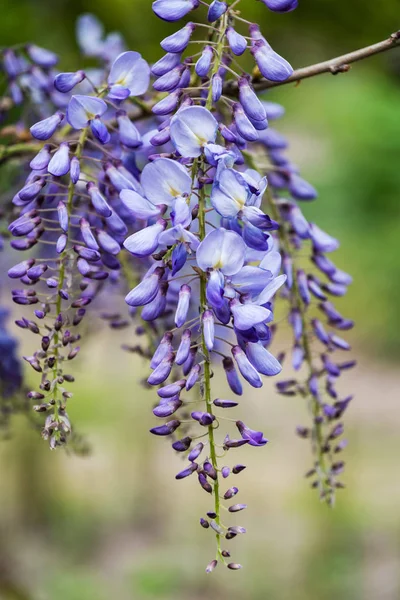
[30,145,51,170]
[213,398,238,409]
[226,27,247,56]
[90,116,110,145]
[198,472,213,494]
[205,559,218,573]
[70,156,80,184]
[176,328,192,365]
[195,46,213,77]
[229,504,247,513]
[172,436,192,452]
[30,112,64,140]
[238,76,267,122]
[232,464,246,474]
[48,142,70,177]
[188,442,204,462]
[211,73,222,102]
[8,259,35,279]
[153,398,182,418]
[227,563,242,570]
[223,435,249,449]
[203,460,217,480]
[176,462,198,479]
[224,487,238,499]
[152,90,182,115]
[182,346,197,377]
[221,466,230,478]
[200,518,209,529]
[73,245,101,262]
[158,379,186,398]
[152,52,182,76]
[208,0,227,22]
[26,264,48,281]
[191,411,215,427]
[228,526,246,535]
[150,419,181,436]
[251,39,293,83]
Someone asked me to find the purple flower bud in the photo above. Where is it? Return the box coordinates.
[152,52,182,76]
[17,179,45,202]
[232,346,262,388]
[90,116,110,145]
[148,351,175,385]
[172,436,192,452]
[239,77,267,122]
[236,420,268,446]
[191,411,215,427]
[158,379,186,398]
[203,460,217,480]
[224,435,249,449]
[70,156,80,184]
[251,39,293,82]
[186,363,201,390]
[96,229,121,255]
[176,462,198,479]
[308,276,327,301]
[160,22,196,52]
[175,329,192,365]
[153,65,184,92]
[233,103,258,142]
[229,504,247,512]
[54,71,85,93]
[195,46,213,77]
[297,269,311,305]
[48,142,70,177]
[226,27,247,56]
[198,472,213,493]
[309,223,339,253]
[8,259,35,279]
[227,563,242,570]
[206,559,218,573]
[188,442,204,462]
[152,90,182,115]
[9,215,41,237]
[124,220,167,257]
[154,1,199,22]
[330,335,351,351]
[202,310,215,351]
[30,112,64,140]
[213,398,238,409]
[27,44,58,67]
[200,518,210,529]
[175,284,191,328]
[288,174,318,200]
[125,267,164,307]
[312,319,330,345]
[211,73,222,102]
[223,357,243,396]
[26,264,48,281]
[222,466,230,478]
[30,145,51,170]
[228,525,246,535]
[150,419,181,436]
[56,201,68,233]
[207,0,227,22]
[245,342,282,376]
[73,245,101,262]
[87,182,112,217]
[151,332,174,369]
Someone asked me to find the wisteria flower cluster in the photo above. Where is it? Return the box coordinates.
[0,0,359,572]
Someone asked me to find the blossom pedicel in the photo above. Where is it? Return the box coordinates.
[1,0,355,572]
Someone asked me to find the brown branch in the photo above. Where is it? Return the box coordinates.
[224,30,400,95]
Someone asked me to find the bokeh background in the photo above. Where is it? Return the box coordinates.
[1,1,400,599]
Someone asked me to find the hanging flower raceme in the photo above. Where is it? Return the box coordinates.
[0,0,357,575]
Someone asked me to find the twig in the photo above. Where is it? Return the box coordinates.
[224,30,400,95]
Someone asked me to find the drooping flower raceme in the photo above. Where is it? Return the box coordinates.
[1,0,355,574]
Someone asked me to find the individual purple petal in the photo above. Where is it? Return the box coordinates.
[261,0,298,12]
[56,234,67,254]
[211,73,222,102]
[48,142,70,177]
[152,90,182,115]
[232,346,263,388]
[255,274,286,305]
[191,411,215,426]
[96,229,121,255]
[233,103,259,142]
[142,282,168,321]
[151,332,173,369]
[176,462,198,480]
[188,442,204,462]
[170,106,218,158]
[172,436,192,452]
[152,52,182,76]
[125,267,163,307]
[245,342,282,376]
[186,364,201,390]
[223,357,243,396]
[8,259,35,279]
[160,23,196,51]
[150,419,180,436]
[123,220,166,257]
[213,398,238,408]
[289,174,318,200]
[153,65,184,92]
[87,182,112,217]
[79,218,99,250]
[230,299,271,331]
[309,223,339,253]
[154,1,199,23]
[70,156,80,184]
[57,201,68,232]
[120,189,161,220]
[158,379,186,398]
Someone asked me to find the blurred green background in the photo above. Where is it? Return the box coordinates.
[1,1,400,599]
